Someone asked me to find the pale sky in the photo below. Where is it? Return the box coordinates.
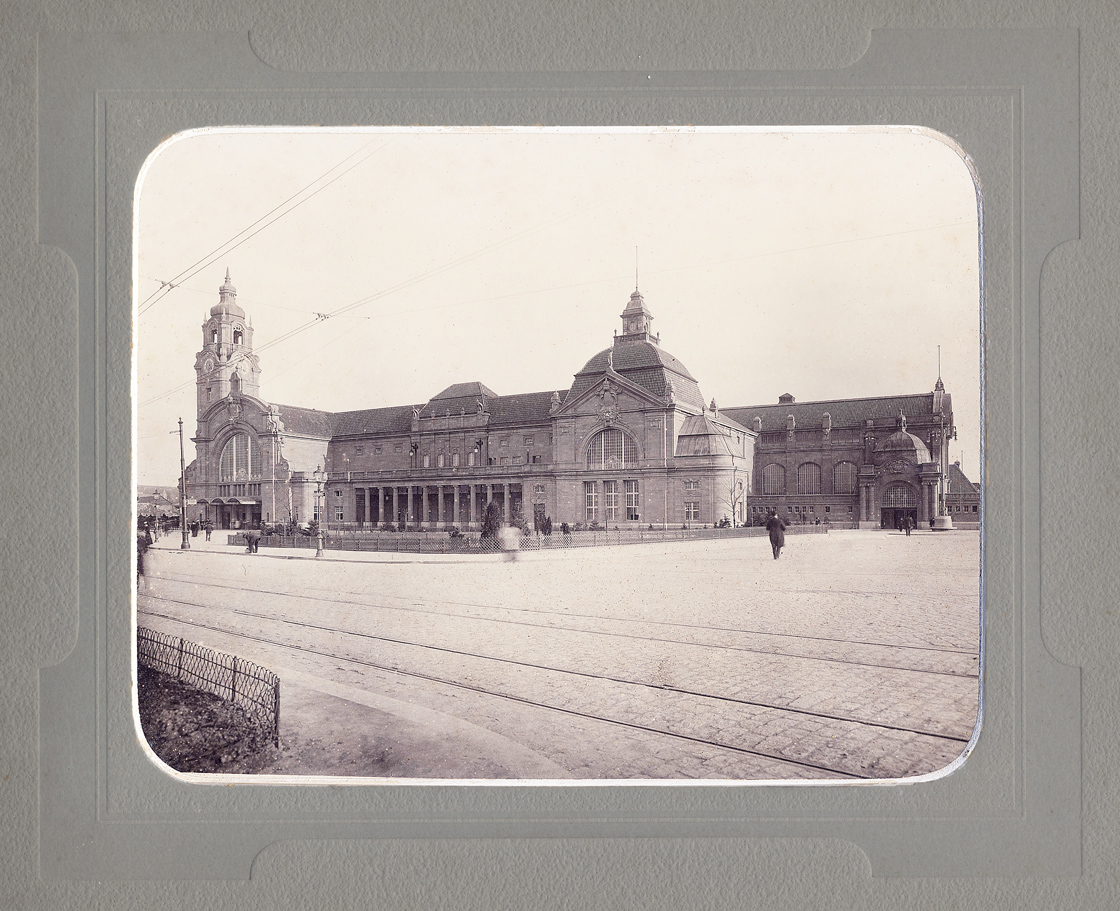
[134,127,982,487]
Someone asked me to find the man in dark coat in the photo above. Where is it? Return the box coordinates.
[765,510,787,560]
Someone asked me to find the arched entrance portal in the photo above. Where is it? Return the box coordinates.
[881,482,918,530]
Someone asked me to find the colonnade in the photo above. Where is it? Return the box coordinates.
[350,481,523,529]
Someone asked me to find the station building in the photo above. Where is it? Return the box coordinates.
[183,271,971,532]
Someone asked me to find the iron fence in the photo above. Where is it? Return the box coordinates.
[137,627,280,746]
[229,522,829,555]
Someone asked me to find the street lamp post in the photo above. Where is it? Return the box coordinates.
[313,465,325,557]
[177,417,190,551]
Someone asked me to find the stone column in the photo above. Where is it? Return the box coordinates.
[370,486,379,525]
[437,485,446,526]
[392,486,399,524]
[917,481,930,526]
[406,486,414,525]
[503,482,511,522]
[421,486,429,527]
[453,485,461,526]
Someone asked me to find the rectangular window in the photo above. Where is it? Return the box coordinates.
[625,480,639,520]
[334,489,342,497]
[534,483,546,498]
[584,481,599,522]
[684,479,700,491]
[524,435,534,446]
[313,504,321,522]
[603,480,619,520]
[500,456,508,465]
[355,446,363,455]
[500,438,508,447]
[468,451,477,466]
[335,505,344,522]
[375,445,382,454]
[394,443,402,453]
[685,501,700,522]
[453,452,460,467]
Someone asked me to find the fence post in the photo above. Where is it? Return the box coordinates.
[273,677,280,747]
[231,656,238,701]
[177,637,184,679]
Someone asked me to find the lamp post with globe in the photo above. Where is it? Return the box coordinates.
[313,465,325,557]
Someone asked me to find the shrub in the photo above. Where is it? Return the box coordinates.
[480,501,502,540]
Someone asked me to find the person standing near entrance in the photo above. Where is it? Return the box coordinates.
[765,509,787,560]
[903,515,913,536]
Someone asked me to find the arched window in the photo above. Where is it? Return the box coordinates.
[760,463,786,495]
[797,462,822,495]
[832,461,857,495]
[882,483,917,508]
[233,327,244,345]
[586,428,638,469]
[210,328,218,343]
[218,432,261,482]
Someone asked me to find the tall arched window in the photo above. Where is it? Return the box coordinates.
[760,463,786,495]
[882,483,917,508]
[218,432,261,482]
[832,461,857,495]
[797,462,822,495]
[586,428,638,469]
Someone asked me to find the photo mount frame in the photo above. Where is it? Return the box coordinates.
[36,27,1079,881]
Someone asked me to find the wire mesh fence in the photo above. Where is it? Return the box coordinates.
[229,522,830,555]
[137,627,280,746]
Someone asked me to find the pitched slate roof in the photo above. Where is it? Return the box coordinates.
[274,403,334,437]
[329,404,418,437]
[722,392,949,431]
[486,391,559,426]
[946,461,979,495]
[566,341,705,410]
[431,381,498,401]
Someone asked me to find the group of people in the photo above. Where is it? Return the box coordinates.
[186,519,215,541]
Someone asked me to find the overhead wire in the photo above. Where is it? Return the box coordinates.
[137,137,390,318]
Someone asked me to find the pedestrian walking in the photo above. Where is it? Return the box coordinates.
[245,527,261,554]
[136,528,151,588]
[499,523,520,562]
[765,509,787,560]
[203,519,213,541]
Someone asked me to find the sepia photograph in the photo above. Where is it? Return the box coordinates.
[133,126,982,782]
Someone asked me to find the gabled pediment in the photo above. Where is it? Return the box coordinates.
[555,370,669,418]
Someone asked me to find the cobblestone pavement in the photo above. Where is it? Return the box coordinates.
[137,529,980,781]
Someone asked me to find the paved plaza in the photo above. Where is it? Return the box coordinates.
[136,529,981,781]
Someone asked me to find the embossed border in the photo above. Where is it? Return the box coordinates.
[36,28,1079,880]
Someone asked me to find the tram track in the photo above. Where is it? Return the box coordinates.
[137,591,973,748]
[135,599,891,779]
[148,571,979,677]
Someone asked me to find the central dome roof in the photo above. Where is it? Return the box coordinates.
[566,340,704,410]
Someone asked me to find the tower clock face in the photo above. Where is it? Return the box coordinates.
[202,357,216,375]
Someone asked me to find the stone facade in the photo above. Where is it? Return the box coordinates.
[183,274,973,532]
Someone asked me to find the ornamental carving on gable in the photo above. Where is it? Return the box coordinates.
[598,379,620,424]
[888,458,911,473]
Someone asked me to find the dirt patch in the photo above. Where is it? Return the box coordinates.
[137,664,278,773]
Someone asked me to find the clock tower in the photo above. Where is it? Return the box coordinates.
[193,269,261,417]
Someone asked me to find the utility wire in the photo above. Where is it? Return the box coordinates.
[137,137,389,317]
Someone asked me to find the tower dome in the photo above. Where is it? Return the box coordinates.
[210,267,245,318]
[564,288,704,410]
